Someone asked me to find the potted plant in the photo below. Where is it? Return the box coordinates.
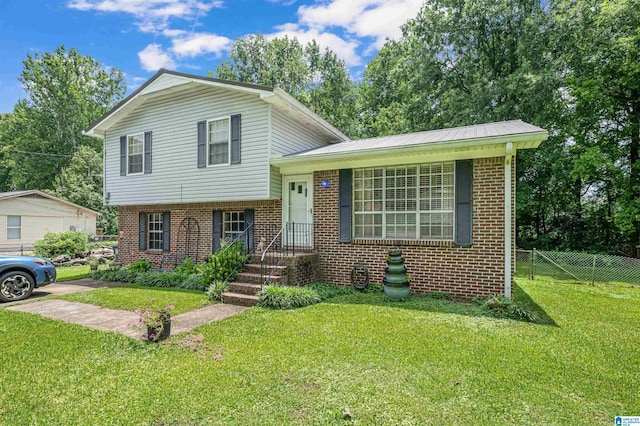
[383,249,411,300]
[133,300,175,341]
[88,258,99,271]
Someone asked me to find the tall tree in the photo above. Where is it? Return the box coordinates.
[215,34,358,137]
[0,46,125,191]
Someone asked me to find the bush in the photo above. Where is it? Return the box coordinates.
[34,231,89,258]
[128,259,151,273]
[206,281,228,301]
[181,273,206,291]
[257,285,321,309]
[199,240,248,286]
[136,270,207,291]
[174,258,198,275]
[482,295,541,322]
[308,282,355,300]
[87,240,118,251]
[92,266,139,283]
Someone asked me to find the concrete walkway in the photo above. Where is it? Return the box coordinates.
[4,279,248,339]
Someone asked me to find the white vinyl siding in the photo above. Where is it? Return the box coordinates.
[208,118,230,166]
[104,86,270,205]
[270,107,334,156]
[128,134,144,174]
[353,161,455,240]
[7,215,21,240]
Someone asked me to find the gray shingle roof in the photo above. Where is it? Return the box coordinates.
[285,120,546,158]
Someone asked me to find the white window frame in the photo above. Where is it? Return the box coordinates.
[223,211,245,240]
[147,213,163,250]
[207,116,231,167]
[352,162,455,241]
[127,133,144,175]
[7,215,21,240]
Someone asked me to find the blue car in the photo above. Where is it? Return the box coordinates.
[0,255,56,302]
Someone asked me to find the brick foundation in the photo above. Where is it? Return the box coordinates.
[313,157,514,298]
[117,200,281,266]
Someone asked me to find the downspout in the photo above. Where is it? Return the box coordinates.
[504,142,514,298]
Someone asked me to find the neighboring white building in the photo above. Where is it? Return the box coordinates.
[0,190,98,249]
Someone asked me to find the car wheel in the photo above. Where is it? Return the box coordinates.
[0,271,35,302]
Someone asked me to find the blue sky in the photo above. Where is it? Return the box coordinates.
[0,0,423,113]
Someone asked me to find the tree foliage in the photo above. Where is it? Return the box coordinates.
[215,34,358,137]
[0,46,125,234]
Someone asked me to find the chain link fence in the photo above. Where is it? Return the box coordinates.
[516,249,640,285]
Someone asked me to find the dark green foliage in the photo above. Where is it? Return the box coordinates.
[180,273,205,291]
[481,295,541,322]
[33,231,89,258]
[128,259,151,273]
[199,241,248,286]
[92,266,139,283]
[135,271,206,291]
[307,282,355,299]
[174,258,198,275]
[86,240,118,251]
[257,285,322,309]
[206,281,228,302]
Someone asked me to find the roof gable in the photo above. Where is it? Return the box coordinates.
[84,69,348,142]
[0,190,99,216]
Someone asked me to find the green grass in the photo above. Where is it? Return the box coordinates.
[56,285,210,315]
[55,265,110,282]
[1,277,638,424]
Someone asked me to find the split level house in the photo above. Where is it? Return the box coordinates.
[85,69,548,299]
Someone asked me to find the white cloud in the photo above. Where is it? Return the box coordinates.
[297,0,422,48]
[170,33,232,57]
[67,0,222,33]
[268,25,361,67]
[138,43,175,71]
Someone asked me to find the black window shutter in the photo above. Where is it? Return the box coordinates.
[162,211,171,252]
[138,212,147,250]
[243,208,254,251]
[120,136,127,176]
[144,131,152,174]
[230,114,241,164]
[212,210,222,252]
[197,120,206,168]
[338,169,352,243]
[454,159,473,246]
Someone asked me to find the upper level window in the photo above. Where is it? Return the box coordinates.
[208,118,230,166]
[7,215,21,240]
[147,213,163,250]
[128,134,144,174]
[353,162,455,240]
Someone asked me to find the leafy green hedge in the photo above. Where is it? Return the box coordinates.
[200,241,248,286]
[257,285,321,309]
[92,260,207,291]
[34,231,89,258]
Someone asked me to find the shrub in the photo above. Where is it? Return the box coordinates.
[92,266,139,283]
[136,270,207,291]
[199,240,248,286]
[128,259,152,273]
[181,273,206,291]
[206,281,228,301]
[308,282,354,300]
[257,285,321,309]
[174,258,198,275]
[482,295,541,322]
[87,240,118,251]
[34,231,89,258]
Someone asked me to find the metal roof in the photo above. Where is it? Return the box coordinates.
[284,120,546,158]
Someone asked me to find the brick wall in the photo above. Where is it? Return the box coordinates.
[313,157,515,298]
[117,200,281,266]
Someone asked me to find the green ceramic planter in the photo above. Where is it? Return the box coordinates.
[383,249,410,300]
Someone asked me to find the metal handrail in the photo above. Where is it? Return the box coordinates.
[260,225,286,289]
[211,222,255,284]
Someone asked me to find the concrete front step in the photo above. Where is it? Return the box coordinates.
[227,282,261,295]
[236,271,287,285]
[242,263,288,276]
[222,292,259,307]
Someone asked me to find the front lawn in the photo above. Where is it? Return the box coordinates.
[1,277,638,424]
[57,285,210,315]
[56,264,109,282]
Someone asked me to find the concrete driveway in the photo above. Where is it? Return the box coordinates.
[1,278,129,307]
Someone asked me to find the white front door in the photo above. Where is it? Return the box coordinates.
[283,175,313,247]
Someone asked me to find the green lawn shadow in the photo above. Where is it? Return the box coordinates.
[320,284,557,326]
